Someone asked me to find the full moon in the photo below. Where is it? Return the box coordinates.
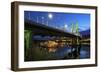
[48,13,53,19]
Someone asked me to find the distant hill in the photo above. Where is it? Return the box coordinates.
[80,29,90,38]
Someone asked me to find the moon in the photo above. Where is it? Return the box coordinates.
[64,24,68,28]
[48,13,53,19]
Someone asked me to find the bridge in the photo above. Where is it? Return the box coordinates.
[25,19,81,38]
[24,19,81,51]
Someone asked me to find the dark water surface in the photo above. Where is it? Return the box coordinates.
[25,44,90,61]
[55,45,90,59]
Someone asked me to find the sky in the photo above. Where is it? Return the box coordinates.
[24,11,90,32]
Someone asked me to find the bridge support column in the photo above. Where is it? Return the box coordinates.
[71,37,81,59]
[24,30,33,61]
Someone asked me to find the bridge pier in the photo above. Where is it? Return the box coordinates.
[24,30,34,61]
[71,36,81,59]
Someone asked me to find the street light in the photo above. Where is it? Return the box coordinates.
[28,12,31,20]
[37,17,38,23]
[41,17,44,24]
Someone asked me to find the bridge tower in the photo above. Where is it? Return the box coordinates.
[75,22,80,45]
[71,23,75,46]
[71,23,74,33]
[71,22,80,45]
[75,22,79,35]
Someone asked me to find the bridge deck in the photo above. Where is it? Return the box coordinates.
[25,19,80,38]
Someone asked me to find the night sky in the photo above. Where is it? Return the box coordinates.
[24,11,90,32]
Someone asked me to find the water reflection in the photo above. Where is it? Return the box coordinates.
[25,39,90,61]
